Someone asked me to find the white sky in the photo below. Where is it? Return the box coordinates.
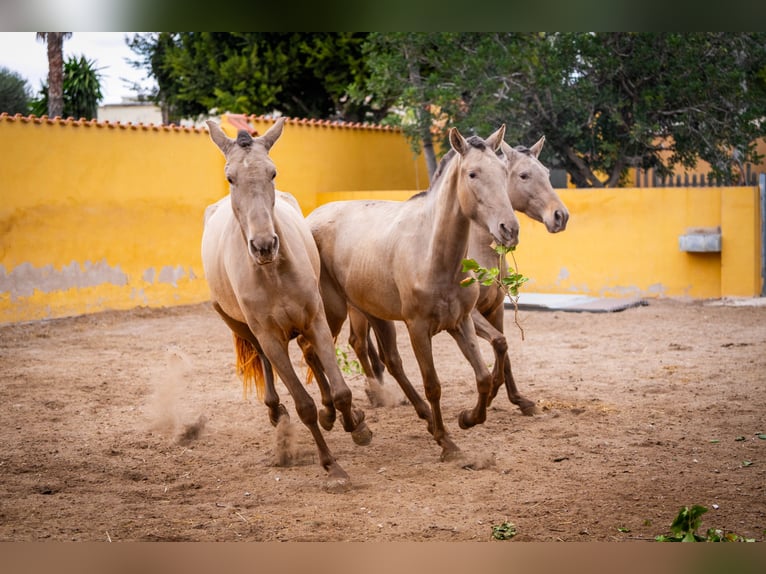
[0,32,156,105]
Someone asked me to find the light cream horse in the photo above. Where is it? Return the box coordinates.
[201,118,372,491]
[306,125,517,462]
[349,137,569,416]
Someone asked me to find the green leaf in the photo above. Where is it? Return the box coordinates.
[491,521,517,541]
[742,460,753,467]
[757,434,766,440]
[461,258,480,272]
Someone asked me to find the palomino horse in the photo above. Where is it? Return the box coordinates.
[201,118,372,491]
[306,125,518,462]
[349,137,569,415]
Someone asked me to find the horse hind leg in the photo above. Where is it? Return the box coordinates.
[212,302,287,426]
[297,334,336,431]
[347,309,389,408]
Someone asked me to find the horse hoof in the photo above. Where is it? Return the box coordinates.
[516,399,539,416]
[269,404,289,427]
[318,408,336,431]
[440,447,462,463]
[323,468,352,493]
[458,409,475,429]
[351,423,373,446]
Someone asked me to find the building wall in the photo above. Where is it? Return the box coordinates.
[0,113,428,323]
[97,103,163,125]
[0,112,762,324]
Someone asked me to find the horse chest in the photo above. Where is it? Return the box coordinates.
[415,283,476,330]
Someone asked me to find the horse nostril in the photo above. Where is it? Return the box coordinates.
[499,222,518,246]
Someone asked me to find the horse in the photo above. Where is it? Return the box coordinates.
[305,125,518,462]
[201,118,372,491]
[347,137,569,416]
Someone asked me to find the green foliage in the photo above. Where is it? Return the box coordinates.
[461,245,528,297]
[335,346,362,377]
[0,67,32,114]
[461,245,528,340]
[655,505,756,542]
[127,32,380,124]
[360,32,766,187]
[30,55,103,119]
[491,521,517,540]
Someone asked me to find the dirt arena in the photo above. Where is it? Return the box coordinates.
[1,297,764,542]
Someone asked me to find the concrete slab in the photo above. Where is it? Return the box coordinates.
[508,293,648,313]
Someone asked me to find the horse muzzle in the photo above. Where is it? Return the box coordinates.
[494,221,519,248]
[248,235,280,265]
[545,208,569,233]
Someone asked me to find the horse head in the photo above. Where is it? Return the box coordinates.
[207,117,286,265]
[449,125,519,248]
[502,137,569,233]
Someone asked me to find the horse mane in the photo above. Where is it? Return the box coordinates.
[514,145,532,156]
[409,135,491,201]
[236,130,253,148]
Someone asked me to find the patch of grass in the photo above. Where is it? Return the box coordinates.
[491,521,517,541]
[655,505,755,542]
[335,345,362,376]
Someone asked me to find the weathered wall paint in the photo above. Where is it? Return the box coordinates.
[1,113,762,324]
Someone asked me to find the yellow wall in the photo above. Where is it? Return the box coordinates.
[220,115,429,214]
[0,112,762,324]
[0,113,428,323]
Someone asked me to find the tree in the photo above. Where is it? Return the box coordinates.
[0,67,32,114]
[36,32,72,118]
[127,32,381,125]
[30,55,103,120]
[362,32,766,187]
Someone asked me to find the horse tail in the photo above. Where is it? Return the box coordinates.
[305,366,315,386]
[233,333,265,401]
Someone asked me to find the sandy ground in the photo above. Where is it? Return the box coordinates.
[1,297,765,542]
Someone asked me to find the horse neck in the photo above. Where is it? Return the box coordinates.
[424,161,472,275]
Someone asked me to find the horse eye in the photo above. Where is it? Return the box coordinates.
[520,172,530,180]
[468,172,477,179]
[271,171,277,180]
[226,175,234,184]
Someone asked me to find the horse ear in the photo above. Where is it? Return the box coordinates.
[207,120,234,155]
[449,127,468,155]
[259,117,286,151]
[485,124,506,151]
[529,135,545,158]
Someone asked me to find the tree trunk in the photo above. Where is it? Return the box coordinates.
[46,33,66,118]
[404,46,438,182]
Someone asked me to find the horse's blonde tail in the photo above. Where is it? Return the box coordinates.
[233,333,265,401]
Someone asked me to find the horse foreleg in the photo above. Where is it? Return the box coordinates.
[483,305,537,415]
[471,309,506,408]
[448,315,492,429]
[258,334,351,492]
[367,316,433,430]
[304,315,372,447]
[405,321,460,461]
[212,303,287,426]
